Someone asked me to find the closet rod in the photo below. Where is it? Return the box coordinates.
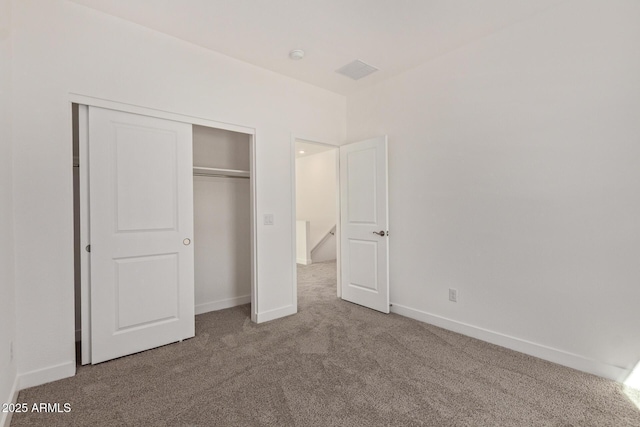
[193,166,250,179]
[193,173,250,179]
[73,165,248,177]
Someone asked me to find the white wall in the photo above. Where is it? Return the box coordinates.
[0,0,17,425]
[295,149,337,250]
[11,0,345,388]
[0,0,17,423]
[347,0,640,380]
[193,126,251,314]
[310,233,336,264]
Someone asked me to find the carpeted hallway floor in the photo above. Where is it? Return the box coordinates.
[11,260,640,426]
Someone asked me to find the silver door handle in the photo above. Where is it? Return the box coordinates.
[373,231,386,237]
[183,238,191,245]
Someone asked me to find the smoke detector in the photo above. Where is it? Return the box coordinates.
[336,60,378,80]
[289,49,305,60]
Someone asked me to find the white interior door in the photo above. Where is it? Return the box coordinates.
[89,107,195,364]
[340,135,389,313]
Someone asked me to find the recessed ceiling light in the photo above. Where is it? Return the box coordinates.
[289,49,305,60]
[299,150,305,154]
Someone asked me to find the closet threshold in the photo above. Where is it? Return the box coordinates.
[193,166,250,179]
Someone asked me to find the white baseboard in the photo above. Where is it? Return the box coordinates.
[255,304,296,323]
[390,303,629,382]
[17,361,76,391]
[296,258,312,265]
[195,295,251,315]
[0,376,19,427]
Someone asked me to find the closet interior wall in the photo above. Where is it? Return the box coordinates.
[192,125,251,314]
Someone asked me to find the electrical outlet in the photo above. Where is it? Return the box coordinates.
[263,214,274,226]
[449,288,458,303]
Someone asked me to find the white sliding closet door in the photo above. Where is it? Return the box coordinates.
[89,107,195,364]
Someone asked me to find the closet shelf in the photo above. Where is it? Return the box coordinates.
[193,166,250,178]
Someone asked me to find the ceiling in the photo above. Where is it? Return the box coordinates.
[295,140,336,158]
[70,0,562,95]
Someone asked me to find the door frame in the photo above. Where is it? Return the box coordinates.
[290,135,342,298]
[71,94,259,366]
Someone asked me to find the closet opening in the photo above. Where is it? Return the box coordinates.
[293,138,340,297]
[73,101,256,366]
[192,125,252,315]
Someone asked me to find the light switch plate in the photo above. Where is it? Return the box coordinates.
[264,214,274,225]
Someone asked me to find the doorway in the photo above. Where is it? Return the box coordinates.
[293,139,340,296]
[293,135,390,313]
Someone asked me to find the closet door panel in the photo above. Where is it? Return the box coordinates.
[114,254,178,329]
[114,126,178,231]
[89,107,194,364]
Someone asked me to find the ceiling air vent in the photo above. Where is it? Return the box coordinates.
[335,60,379,80]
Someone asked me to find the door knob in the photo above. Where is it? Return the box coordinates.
[183,238,191,245]
[373,230,386,237]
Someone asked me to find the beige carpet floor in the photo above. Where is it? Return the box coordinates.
[12,261,640,426]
